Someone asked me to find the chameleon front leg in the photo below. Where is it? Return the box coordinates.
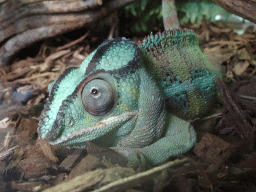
[137,114,196,165]
[112,114,196,170]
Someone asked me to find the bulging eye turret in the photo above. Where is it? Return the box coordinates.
[81,79,115,116]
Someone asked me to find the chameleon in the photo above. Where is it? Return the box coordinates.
[37,1,217,169]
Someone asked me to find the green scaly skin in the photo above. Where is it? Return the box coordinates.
[140,29,216,120]
[37,1,217,169]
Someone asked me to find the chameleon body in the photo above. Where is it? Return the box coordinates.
[37,29,217,168]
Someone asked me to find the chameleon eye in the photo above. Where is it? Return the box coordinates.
[81,79,115,116]
[91,88,98,95]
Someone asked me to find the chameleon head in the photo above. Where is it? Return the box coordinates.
[37,37,165,148]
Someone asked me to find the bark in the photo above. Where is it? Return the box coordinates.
[0,0,134,66]
[212,0,256,24]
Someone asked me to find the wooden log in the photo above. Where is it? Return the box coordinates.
[0,0,134,66]
[212,0,256,24]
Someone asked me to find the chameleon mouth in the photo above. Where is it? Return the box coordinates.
[48,110,138,146]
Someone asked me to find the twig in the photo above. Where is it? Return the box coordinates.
[56,31,90,51]
[94,158,189,192]
[0,146,19,161]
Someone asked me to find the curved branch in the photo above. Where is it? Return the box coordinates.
[0,0,134,66]
[212,0,256,24]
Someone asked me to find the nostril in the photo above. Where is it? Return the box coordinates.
[68,116,74,127]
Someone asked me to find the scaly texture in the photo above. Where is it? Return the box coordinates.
[37,29,216,169]
[139,29,216,120]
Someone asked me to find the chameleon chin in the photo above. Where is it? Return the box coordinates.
[37,29,217,170]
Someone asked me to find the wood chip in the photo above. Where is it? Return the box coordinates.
[194,133,235,164]
[233,60,250,75]
[37,139,58,162]
[58,149,85,170]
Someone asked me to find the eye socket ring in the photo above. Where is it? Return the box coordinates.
[81,78,115,116]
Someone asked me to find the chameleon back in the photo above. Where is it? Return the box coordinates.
[139,29,217,120]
